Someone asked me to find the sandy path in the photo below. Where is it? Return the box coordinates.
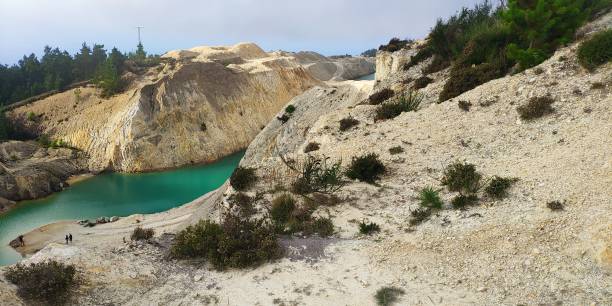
[12,188,221,257]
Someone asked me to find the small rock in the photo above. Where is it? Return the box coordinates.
[477,287,488,292]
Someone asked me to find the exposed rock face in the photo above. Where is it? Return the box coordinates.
[0,141,88,209]
[9,43,374,172]
[289,52,375,81]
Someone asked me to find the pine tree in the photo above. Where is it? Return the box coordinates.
[503,0,589,69]
[135,43,146,61]
[94,58,122,98]
[74,42,92,79]
[0,111,8,142]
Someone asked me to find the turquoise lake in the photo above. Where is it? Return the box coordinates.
[0,151,244,265]
[356,73,375,80]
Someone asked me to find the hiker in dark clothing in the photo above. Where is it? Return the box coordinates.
[65,235,69,244]
[69,233,73,243]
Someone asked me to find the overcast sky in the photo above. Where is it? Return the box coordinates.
[0,0,485,64]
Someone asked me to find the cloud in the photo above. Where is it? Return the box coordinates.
[0,0,483,63]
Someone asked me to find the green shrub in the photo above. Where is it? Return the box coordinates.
[215,215,282,269]
[439,61,507,102]
[285,105,296,114]
[503,0,591,70]
[388,146,404,155]
[451,194,479,209]
[441,162,482,195]
[517,96,555,120]
[304,142,320,153]
[228,192,256,217]
[379,38,412,52]
[171,216,281,270]
[291,156,344,195]
[131,227,154,241]
[413,76,433,89]
[171,220,223,259]
[0,111,7,142]
[375,91,423,120]
[230,166,257,191]
[271,194,297,224]
[409,208,432,226]
[427,1,498,63]
[369,88,395,105]
[339,117,359,131]
[422,55,451,74]
[458,100,472,111]
[4,260,78,304]
[304,217,335,237]
[547,200,565,211]
[26,111,37,121]
[577,29,612,70]
[485,176,518,199]
[358,221,381,235]
[404,46,434,71]
[375,286,405,306]
[345,153,386,183]
[419,187,443,209]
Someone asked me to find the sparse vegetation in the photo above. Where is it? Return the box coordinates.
[131,227,154,241]
[547,200,565,211]
[388,146,404,155]
[291,156,344,195]
[304,142,320,153]
[368,88,395,105]
[410,208,433,226]
[451,194,479,209]
[285,105,296,114]
[345,153,386,184]
[230,166,257,191]
[485,176,518,199]
[441,162,482,195]
[304,217,335,237]
[379,38,412,52]
[339,117,359,131]
[228,192,256,217]
[440,61,508,102]
[271,194,297,224]
[375,90,423,120]
[419,187,443,209]
[577,29,612,70]
[358,221,381,235]
[361,49,378,57]
[517,96,555,120]
[375,286,405,306]
[4,260,78,304]
[269,194,334,237]
[458,100,472,111]
[171,216,282,270]
[413,76,433,89]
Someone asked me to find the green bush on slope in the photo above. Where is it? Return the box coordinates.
[578,29,612,70]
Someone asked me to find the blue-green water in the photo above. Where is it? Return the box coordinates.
[355,73,375,81]
[0,151,244,265]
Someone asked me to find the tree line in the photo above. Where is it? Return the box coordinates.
[0,42,157,142]
[0,42,156,107]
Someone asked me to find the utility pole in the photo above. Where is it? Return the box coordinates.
[136,26,144,44]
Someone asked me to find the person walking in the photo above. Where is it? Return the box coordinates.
[69,233,73,243]
[65,234,69,244]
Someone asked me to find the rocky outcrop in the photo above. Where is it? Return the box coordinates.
[0,141,88,210]
[289,52,375,81]
[9,43,374,172]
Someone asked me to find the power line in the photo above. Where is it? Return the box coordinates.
[136,26,144,44]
